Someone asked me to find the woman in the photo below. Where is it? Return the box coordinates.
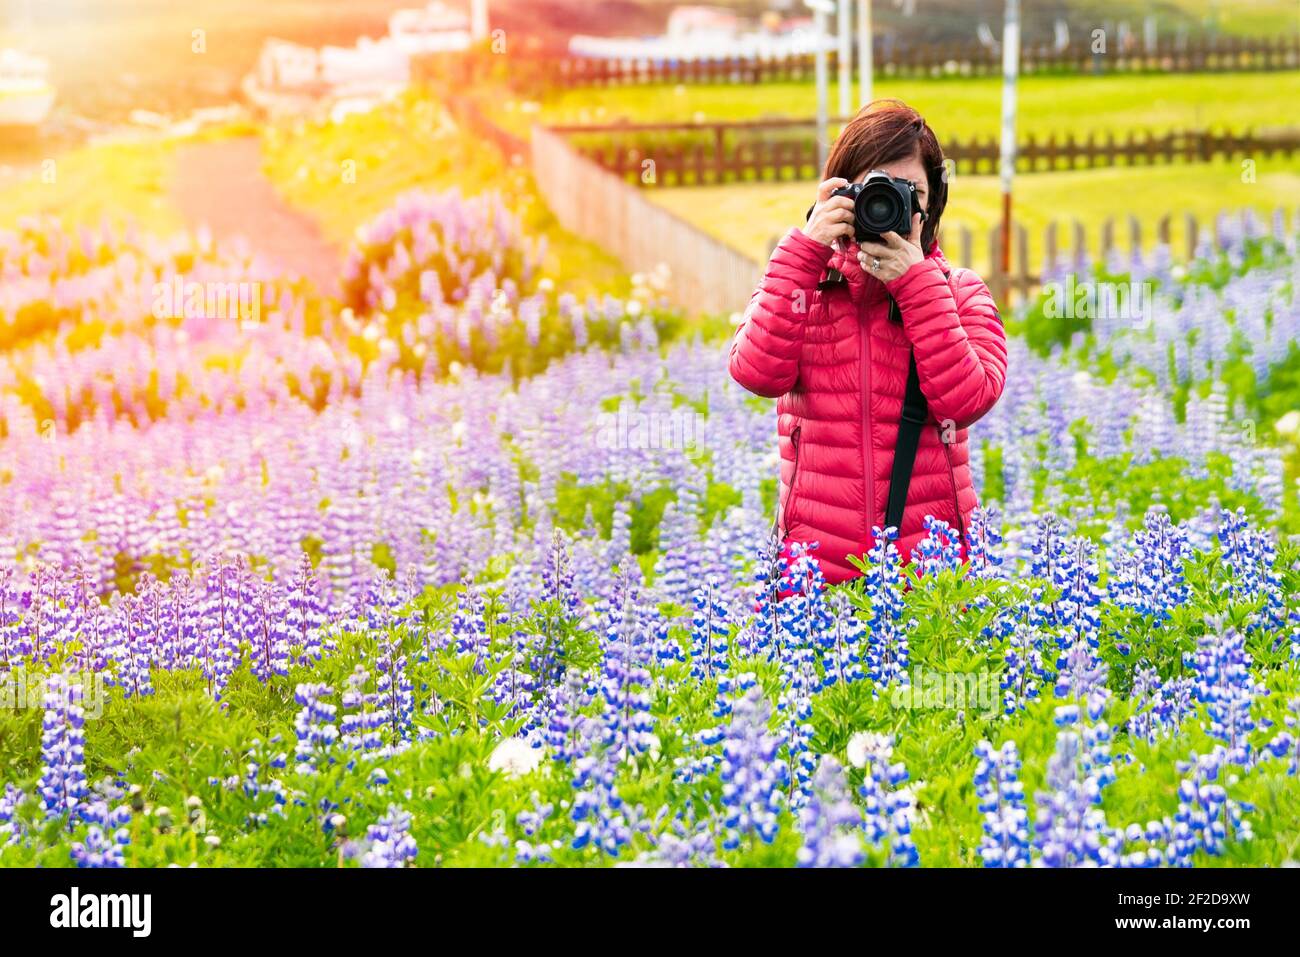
[728,99,1008,584]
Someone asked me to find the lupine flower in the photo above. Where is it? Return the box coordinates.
[292,683,338,775]
[719,686,788,850]
[1189,620,1264,766]
[689,577,729,683]
[910,515,963,576]
[862,526,909,690]
[360,804,418,868]
[973,740,1030,867]
[855,733,919,867]
[70,801,131,868]
[797,757,865,867]
[1264,697,1300,774]
[39,674,89,823]
[1171,747,1254,863]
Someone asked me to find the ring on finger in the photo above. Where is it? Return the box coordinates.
[871,257,881,272]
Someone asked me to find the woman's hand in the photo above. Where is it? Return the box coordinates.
[803,177,855,248]
[857,212,924,282]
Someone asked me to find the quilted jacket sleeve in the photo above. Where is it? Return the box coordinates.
[728,227,834,398]
[885,259,1008,429]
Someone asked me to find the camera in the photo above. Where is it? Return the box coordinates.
[831,171,925,244]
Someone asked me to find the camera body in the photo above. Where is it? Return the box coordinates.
[831,171,924,244]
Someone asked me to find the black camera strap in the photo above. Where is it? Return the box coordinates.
[886,315,927,533]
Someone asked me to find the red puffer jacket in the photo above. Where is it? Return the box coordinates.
[729,227,1008,584]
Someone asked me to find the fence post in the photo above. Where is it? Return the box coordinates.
[1185,212,1198,260]
[1100,218,1115,264]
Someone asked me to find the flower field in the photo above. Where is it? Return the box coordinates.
[2,186,1300,869]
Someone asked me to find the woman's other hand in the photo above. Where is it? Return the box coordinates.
[858,212,924,282]
[804,178,854,248]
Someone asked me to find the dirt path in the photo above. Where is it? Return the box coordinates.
[168,136,340,296]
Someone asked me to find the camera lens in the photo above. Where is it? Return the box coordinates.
[865,194,897,226]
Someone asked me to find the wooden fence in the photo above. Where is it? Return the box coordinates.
[531,125,763,315]
[552,119,1300,186]
[908,207,1299,303]
[533,119,1298,313]
[497,35,1300,89]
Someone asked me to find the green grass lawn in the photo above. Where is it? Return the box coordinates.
[492,70,1300,144]
[647,155,1300,277]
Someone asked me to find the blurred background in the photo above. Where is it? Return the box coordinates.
[2,0,1297,301]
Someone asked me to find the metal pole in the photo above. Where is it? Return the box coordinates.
[837,0,851,117]
[470,0,489,42]
[998,0,1020,282]
[858,0,873,107]
[809,0,831,174]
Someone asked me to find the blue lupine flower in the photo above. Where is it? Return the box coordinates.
[0,784,25,846]
[1128,666,1195,743]
[689,577,729,683]
[855,733,918,867]
[797,756,865,867]
[292,683,338,775]
[39,674,88,824]
[819,590,865,688]
[910,515,963,577]
[70,801,131,868]
[1170,747,1254,864]
[1264,697,1300,774]
[361,804,418,868]
[973,740,1030,867]
[965,505,1005,580]
[1189,621,1264,766]
[1112,507,1190,621]
[719,686,788,850]
[862,526,909,690]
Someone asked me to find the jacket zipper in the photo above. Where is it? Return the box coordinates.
[940,425,967,552]
[860,290,875,545]
[784,425,802,533]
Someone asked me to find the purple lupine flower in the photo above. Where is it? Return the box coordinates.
[797,756,865,867]
[70,801,131,868]
[854,732,919,867]
[719,686,788,850]
[39,674,88,824]
[292,683,338,775]
[910,515,963,577]
[1032,726,1114,868]
[965,504,1005,580]
[973,739,1030,867]
[1189,620,1264,766]
[0,783,25,846]
[689,577,729,683]
[862,526,909,689]
[360,804,418,868]
[1170,747,1254,864]
[1264,697,1300,774]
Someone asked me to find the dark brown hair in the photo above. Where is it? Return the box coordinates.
[824,98,948,255]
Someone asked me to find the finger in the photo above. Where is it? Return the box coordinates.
[908,213,924,244]
[824,196,855,211]
[858,241,892,257]
[880,231,907,250]
[817,177,850,202]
